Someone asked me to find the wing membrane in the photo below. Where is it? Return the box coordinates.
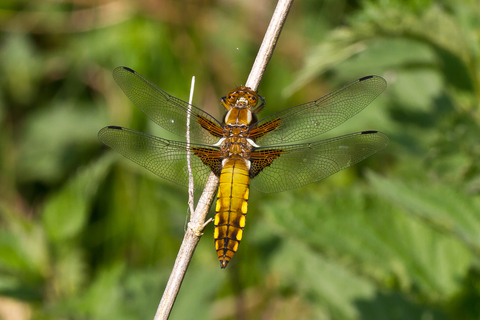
[113,67,223,144]
[98,126,220,189]
[253,76,386,146]
[251,131,389,193]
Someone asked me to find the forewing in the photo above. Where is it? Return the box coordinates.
[253,76,386,145]
[113,67,223,144]
[251,131,389,193]
[98,126,220,189]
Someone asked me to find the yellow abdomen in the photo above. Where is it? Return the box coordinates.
[214,156,250,268]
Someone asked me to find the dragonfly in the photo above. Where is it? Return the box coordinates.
[98,66,389,268]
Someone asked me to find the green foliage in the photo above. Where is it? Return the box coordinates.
[1,0,480,319]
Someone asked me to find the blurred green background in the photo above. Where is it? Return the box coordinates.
[1,0,480,319]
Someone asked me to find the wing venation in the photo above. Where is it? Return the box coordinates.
[98,126,220,189]
[253,76,386,146]
[113,67,222,144]
[251,131,389,193]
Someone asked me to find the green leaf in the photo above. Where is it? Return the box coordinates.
[42,153,115,242]
[262,185,471,299]
[0,205,49,284]
[18,101,106,183]
[367,171,480,255]
[270,239,448,320]
[271,239,376,320]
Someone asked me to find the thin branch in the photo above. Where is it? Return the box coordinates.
[154,1,294,319]
[246,0,293,91]
[186,76,196,215]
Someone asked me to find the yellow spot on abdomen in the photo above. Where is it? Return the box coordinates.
[236,229,243,241]
[241,201,248,214]
[214,227,219,239]
[239,215,246,228]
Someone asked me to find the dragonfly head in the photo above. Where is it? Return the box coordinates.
[221,86,259,110]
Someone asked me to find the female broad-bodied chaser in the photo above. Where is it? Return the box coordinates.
[98,67,388,268]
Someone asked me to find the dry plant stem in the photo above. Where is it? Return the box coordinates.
[246,0,294,91]
[186,76,196,215]
[154,0,294,319]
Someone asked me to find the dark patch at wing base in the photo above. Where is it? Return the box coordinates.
[249,149,284,178]
[191,147,222,176]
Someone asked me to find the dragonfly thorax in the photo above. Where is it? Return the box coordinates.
[220,124,254,160]
[224,108,253,126]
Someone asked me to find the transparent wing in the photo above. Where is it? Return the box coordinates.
[98,126,220,189]
[251,131,389,193]
[113,67,223,144]
[253,76,387,146]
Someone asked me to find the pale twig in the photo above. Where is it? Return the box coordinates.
[154,1,294,319]
[186,76,196,215]
[246,0,293,91]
